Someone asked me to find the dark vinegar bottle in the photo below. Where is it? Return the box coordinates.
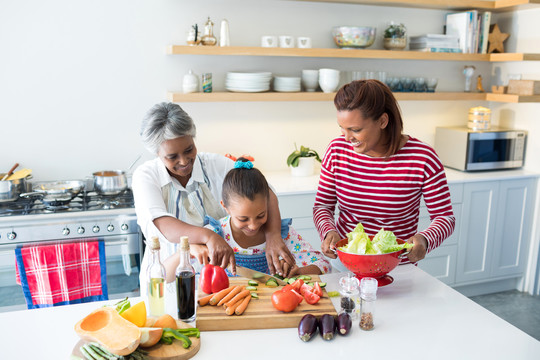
[175,236,196,322]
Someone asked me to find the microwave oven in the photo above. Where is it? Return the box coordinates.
[435,126,527,171]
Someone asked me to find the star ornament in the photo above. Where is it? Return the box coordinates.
[488,24,509,53]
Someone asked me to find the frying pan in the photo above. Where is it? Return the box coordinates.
[20,180,86,201]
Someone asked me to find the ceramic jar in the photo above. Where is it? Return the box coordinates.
[183,70,198,93]
[383,22,407,51]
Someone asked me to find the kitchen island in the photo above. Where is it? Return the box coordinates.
[0,265,538,359]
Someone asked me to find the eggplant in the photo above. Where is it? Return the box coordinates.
[319,314,336,341]
[337,312,352,335]
[298,314,318,342]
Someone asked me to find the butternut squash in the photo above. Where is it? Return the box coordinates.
[74,306,141,356]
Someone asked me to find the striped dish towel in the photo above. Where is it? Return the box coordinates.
[15,240,108,309]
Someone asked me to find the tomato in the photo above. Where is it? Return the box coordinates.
[271,289,299,312]
[290,279,304,293]
[313,282,323,297]
[282,284,293,293]
[199,264,229,294]
[303,290,321,305]
[299,283,313,296]
[290,289,303,304]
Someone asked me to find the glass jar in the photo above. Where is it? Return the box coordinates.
[147,236,166,317]
[359,277,378,331]
[339,273,360,320]
[201,17,217,46]
[383,22,407,51]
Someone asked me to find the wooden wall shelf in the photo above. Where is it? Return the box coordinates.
[166,91,534,103]
[167,45,539,62]
[289,0,540,12]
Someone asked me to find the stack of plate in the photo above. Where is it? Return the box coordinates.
[273,76,301,92]
[225,72,272,92]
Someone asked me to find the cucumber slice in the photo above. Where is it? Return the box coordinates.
[250,292,259,299]
[298,275,312,280]
[247,280,258,286]
[287,278,296,285]
[283,278,289,284]
[273,274,285,280]
[246,286,257,291]
[318,282,327,288]
[265,278,279,287]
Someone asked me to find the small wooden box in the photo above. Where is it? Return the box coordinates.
[507,80,540,95]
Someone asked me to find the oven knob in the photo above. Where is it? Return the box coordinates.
[92,226,100,233]
[107,224,115,232]
[121,224,128,231]
[7,232,16,240]
[77,226,85,234]
[62,227,70,236]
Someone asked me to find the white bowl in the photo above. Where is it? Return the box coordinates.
[319,77,340,93]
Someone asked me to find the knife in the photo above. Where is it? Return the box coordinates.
[235,265,286,286]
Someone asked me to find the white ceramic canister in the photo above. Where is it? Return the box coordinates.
[220,19,230,47]
[183,70,199,93]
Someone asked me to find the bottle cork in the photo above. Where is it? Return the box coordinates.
[149,236,160,250]
[180,236,190,251]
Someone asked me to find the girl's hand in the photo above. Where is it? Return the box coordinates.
[278,259,300,278]
[190,244,210,266]
[321,231,341,259]
[406,234,428,263]
[202,229,236,273]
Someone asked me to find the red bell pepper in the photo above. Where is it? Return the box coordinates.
[199,264,229,294]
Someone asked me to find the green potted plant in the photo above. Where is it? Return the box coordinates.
[286,144,322,176]
[383,22,407,50]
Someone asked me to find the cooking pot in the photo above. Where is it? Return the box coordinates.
[93,170,128,196]
[20,180,85,202]
[0,174,30,202]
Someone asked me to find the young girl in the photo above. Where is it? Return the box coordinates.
[202,159,330,277]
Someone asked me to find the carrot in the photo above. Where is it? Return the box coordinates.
[234,293,251,315]
[225,296,245,316]
[197,293,213,307]
[217,285,243,306]
[209,286,235,306]
[224,289,251,309]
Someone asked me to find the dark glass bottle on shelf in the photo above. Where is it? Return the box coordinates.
[175,236,196,322]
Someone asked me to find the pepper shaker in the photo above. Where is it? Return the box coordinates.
[359,277,378,331]
[339,272,360,320]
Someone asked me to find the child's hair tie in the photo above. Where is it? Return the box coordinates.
[234,160,254,169]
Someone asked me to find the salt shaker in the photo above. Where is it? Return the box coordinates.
[220,19,230,47]
[339,272,360,320]
[359,277,378,331]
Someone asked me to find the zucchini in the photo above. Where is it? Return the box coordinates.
[250,292,259,299]
[265,278,279,287]
[319,282,327,288]
[247,280,258,286]
[246,286,257,291]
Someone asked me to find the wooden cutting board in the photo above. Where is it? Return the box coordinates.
[196,276,337,331]
[72,320,200,360]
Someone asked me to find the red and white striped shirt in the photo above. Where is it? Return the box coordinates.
[313,135,455,261]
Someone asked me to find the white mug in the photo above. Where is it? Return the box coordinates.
[261,35,278,48]
[279,35,295,48]
[297,37,312,49]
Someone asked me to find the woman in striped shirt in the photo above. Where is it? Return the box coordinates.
[314,80,455,264]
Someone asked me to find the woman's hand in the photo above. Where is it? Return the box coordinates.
[265,232,295,276]
[190,244,210,266]
[202,229,236,273]
[406,234,428,263]
[321,231,341,259]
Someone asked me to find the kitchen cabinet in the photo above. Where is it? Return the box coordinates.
[167,1,540,103]
[455,178,537,286]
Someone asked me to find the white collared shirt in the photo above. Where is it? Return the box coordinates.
[132,152,234,242]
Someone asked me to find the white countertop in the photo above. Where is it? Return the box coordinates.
[1,265,538,359]
[265,168,539,195]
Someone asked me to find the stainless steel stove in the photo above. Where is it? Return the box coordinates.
[0,188,142,312]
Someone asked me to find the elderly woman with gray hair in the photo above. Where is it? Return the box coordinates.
[132,102,294,296]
